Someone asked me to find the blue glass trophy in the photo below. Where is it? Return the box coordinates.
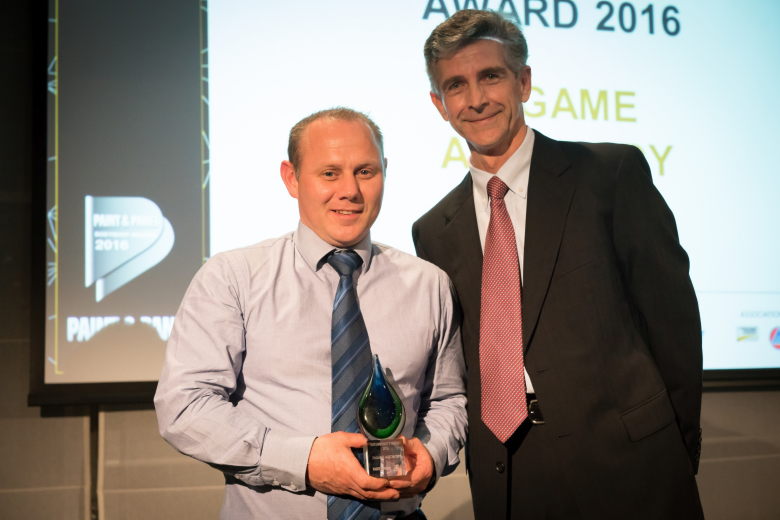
[358,354,407,478]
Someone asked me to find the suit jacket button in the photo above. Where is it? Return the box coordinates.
[495,462,505,473]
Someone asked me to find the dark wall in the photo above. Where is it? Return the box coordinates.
[0,2,88,519]
[1,2,779,520]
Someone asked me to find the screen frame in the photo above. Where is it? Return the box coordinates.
[27,0,181,407]
[26,0,780,408]
[703,369,780,391]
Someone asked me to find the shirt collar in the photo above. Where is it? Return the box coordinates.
[470,127,535,213]
[293,221,373,273]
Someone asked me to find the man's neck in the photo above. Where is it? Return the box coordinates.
[469,124,528,174]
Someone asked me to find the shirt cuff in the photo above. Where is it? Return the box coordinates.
[418,432,448,490]
[258,430,316,493]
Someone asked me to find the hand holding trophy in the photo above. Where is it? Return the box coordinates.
[358,354,407,478]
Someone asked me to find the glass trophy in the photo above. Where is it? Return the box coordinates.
[358,354,407,478]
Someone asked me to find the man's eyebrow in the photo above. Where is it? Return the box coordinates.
[354,162,381,171]
[441,66,508,90]
[441,74,467,91]
[478,66,508,77]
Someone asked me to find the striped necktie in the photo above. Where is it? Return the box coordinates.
[327,250,381,520]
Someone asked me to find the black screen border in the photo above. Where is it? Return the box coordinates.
[28,0,209,407]
[27,0,778,407]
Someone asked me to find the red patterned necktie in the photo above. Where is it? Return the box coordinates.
[480,176,527,443]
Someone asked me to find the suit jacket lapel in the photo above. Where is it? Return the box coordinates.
[522,132,576,351]
[432,133,575,354]
[439,175,483,325]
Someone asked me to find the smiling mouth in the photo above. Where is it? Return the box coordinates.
[333,210,361,215]
[467,113,500,123]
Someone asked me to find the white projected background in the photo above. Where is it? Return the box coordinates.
[208,0,780,371]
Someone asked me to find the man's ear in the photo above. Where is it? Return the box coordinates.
[430,91,450,122]
[520,66,532,103]
[280,160,299,199]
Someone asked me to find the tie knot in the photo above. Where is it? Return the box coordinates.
[327,250,363,277]
[487,176,509,201]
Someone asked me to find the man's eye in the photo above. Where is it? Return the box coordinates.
[324,171,335,177]
[359,169,371,176]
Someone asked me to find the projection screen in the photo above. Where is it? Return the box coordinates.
[33,0,780,402]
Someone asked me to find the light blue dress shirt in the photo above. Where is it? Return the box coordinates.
[154,222,468,519]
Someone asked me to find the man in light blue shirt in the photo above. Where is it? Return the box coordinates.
[154,108,468,519]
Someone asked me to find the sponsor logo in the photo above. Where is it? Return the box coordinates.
[742,311,780,318]
[85,196,175,302]
[737,327,758,342]
[771,328,780,350]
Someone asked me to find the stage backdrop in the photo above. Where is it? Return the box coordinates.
[43,0,780,388]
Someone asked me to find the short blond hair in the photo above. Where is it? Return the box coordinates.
[287,107,384,177]
[424,10,529,94]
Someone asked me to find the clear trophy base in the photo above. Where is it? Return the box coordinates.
[363,438,407,478]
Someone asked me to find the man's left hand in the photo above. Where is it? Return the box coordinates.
[386,437,434,498]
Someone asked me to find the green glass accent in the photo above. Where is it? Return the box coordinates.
[357,354,405,440]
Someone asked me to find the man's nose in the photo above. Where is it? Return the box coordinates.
[337,173,360,199]
[467,84,488,111]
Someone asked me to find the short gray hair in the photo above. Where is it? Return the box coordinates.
[424,10,528,94]
[288,107,384,177]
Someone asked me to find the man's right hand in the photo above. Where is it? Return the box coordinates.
[306,432,400,501]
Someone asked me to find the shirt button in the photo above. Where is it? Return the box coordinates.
[289,484,297,491]
[272,480,280,486]
[495,462,505,473]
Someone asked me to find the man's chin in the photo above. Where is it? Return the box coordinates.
[460,129,508,152]
[326,229,369,248]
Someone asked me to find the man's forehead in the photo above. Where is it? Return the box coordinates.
[436,40,511,86]
[299,119,382,165]
[305,119,373,144]
[446,39,507,67]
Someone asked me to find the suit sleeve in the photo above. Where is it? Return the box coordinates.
[612,146,703,474]
[412,221,432,262]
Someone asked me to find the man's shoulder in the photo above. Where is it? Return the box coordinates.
[413,174,471,236]
[538,132,643,170]
[568,140,639,162]
[206,232,295,271]
[372,242,450,283]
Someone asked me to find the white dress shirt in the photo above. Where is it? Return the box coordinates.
[469,126,536,393]
[154,222,468,519]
